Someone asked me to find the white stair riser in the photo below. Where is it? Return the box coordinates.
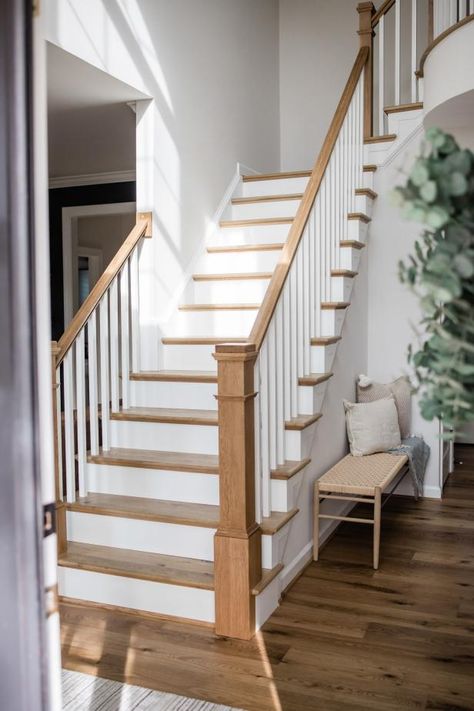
[195,248,281,274]
[229,199,300,220]
[271,469,305,513]
[340,247,361,271]
[285,423,317,461]
[164,309,256,337]
[129,379,217,411]
[311,343,338,373]
[67,510,216,560]
[256,576,280,630]
[262,528,288,569]
[321,308,347,337]
[298,380,328,416]
[58,567,215,624]
[241,176,309,198]
[162,344,221,370]
[190,278,270,304]
[109,419,218,455]
[331,276,354,302]
[86,463,219,505]
[347,219,369,242]
[362,171,375,190]
[355,194,373,216]
[217,222,291,243]
[387,109,423,139]
[208,227,287,248]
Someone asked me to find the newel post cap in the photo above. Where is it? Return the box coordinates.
[213,342,258,363]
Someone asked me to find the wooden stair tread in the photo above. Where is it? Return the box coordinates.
[331,269,358,277]
[320,301,350,310]
[59,542,215,590]
[384,102,423,114]
[298,372,333,387]
[242,170,311,182]
[110,407,218,426]
[220,217,294,228]
[285,412,322,431]
[364,134,397,144]
[59,542,282,597]
[232,194,302,204]
[129,370,217,383]
[340,240,365,249]
[311,336,342,346]
[68,492,296,537]
[271,458,311,480]
[68,492,220,528]
[178,303,260,311]
[88,447,219,474]
[261,507,299,534]
[193,272,273,282]
[347,212,371,223]
[252,563,284,595]
[161,337,248,345]
[207,243,284,253]
[363,164,377,172]
[355,188,378,199]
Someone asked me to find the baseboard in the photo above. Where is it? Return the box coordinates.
[422,485,442,499]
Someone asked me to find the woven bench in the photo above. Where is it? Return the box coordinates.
[313,452,409,569]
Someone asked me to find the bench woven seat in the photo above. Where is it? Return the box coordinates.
[314,452,409,569]
[318,452,408,496]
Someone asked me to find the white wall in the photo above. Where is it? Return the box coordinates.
[278,0,360,171]
[367,129,441,498]
[44,0,280,367]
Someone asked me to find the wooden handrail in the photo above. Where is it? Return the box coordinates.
[371,0,395,27]
[247,47,369,352]
[417,12,474,77]
[56,212,152,366]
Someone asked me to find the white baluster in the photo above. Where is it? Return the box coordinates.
[87,311,99,456]
[75,330,87,498]
[254,358,262,524]
[268,319,277,470]
[99,295,110,451]
[378,14,385,134]
[120,261,130,410]
[109,279,119,413]
[458,0,467,19]
[130,247,140,372]
[260,339,270,517]
[315,193,322,337]
[450,0,457,23]
[276,300,285,464]
[296,246,304,377]
[395,0,401,105]
[56,365,63,500]
[411,0,418,102]
[290,266,298,417]
[63,350,76,503]
[303,225,311,376]
[283,282,291,421]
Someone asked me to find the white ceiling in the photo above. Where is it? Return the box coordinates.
[47,43,148,179]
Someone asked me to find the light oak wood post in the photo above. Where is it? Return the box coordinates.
[313,483,320,562]
[373,486,382,569]
[213,343,261,640]
[357,2,375,140]
[51,341,67,555]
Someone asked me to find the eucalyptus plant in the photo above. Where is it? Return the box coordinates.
[392,128,474,434]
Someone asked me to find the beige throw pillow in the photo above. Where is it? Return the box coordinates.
[357,375,412,439]
[344,397,401,457]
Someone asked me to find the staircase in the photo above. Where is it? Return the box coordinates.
[52,0,439,640]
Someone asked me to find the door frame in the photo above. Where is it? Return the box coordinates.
[61,201,136,325]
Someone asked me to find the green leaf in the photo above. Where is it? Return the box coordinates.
[449,172,468,196]
[420,180,437,203]
[426,206,450,229]
[453,253,474,278]
[411,159,430,187]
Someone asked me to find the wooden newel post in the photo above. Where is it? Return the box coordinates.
[51,341,67,556]
[213,343,261,640]
[357,2,375,140]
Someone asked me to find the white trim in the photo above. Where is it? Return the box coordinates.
[62,201,136,327]
[49,170,136,189]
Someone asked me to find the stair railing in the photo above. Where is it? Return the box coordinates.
[51,213,152,554]
[213,47,368,640]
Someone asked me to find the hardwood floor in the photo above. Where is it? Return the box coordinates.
[60,445,474,710]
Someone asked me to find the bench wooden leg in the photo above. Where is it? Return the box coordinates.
[373,486,382,569]
[313,483,320,561]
